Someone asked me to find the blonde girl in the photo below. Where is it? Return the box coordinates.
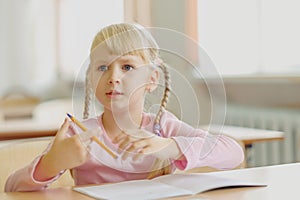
[5,23,244,192]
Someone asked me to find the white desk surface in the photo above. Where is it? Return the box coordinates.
[1,162,299,200]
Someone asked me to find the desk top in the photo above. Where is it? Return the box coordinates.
[202,124,284,145]
[0,98,72,140]
[0,119,59,140]
[1,119,284,144]
[0,97,285,142]
[1,162,299,200]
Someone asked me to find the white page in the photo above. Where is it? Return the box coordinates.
[154,173,266,194]
[73,179,193,200]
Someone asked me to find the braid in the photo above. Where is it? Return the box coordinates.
[148,62,172,179]
[153,62,171,135]
[83,68,92,119]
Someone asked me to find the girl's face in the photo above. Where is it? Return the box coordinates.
[89,45,158,113]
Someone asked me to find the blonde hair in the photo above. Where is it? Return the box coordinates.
[83,23,172,178]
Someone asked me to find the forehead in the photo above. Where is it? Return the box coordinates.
[90,44,146,65]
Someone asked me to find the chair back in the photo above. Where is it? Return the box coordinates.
[0,137,74,192]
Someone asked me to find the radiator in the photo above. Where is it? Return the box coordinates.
[225,104,300,167]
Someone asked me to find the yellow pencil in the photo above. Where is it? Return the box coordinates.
[67,113,118,159]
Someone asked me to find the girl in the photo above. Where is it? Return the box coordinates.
[5,23,244,192]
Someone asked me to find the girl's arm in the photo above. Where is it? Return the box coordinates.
[112,111,243,171]
[5,119,91,192]
[4,154,65,192]
[161,111,244,171]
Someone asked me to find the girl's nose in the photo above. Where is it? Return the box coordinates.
[108,78,120,84]
[107,67,121,85]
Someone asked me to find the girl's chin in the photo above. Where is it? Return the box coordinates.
[105,104,130,113]
[100,99,143,113]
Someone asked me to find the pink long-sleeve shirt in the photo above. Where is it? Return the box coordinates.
[5,111,244,192]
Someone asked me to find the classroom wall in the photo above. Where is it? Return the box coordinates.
[224,77,300,108]
[153,0,202,125]
[146,0,223,125]
[147,0,300,121]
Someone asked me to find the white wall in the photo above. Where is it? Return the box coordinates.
[144,0,214,126]
[0,0,57,97]
[146,0,300,125]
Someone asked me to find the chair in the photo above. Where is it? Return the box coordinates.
[0,137,74,192]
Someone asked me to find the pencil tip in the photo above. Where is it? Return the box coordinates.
[66,113,72,118]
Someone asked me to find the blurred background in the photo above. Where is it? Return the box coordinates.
[1,0,300,167]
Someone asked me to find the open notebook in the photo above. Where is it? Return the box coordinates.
[73,173,266,200]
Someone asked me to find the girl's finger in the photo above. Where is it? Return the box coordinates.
[55,118,70,140]
[133,153,143,161]
[112,132,127,144]
[79,129,99,146]
[86,145,92,153]
[117,136,131,154]
[118,133,141,149]
[138,146,154,156]
[124,139,148,154]
[79,133,92,147]
[122,141,148,160]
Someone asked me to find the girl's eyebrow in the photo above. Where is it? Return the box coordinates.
[91,55,141,66]
[118,55,141,62]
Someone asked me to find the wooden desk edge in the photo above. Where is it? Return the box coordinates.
[243,137,284,146]
[0,130,57,141]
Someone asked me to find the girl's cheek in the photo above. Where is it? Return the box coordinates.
[91,70,105,82]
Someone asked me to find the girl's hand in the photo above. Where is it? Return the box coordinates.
[34,118,92,180]
[112,129,182,161]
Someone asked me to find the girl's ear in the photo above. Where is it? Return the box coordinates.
[147,69,159,92]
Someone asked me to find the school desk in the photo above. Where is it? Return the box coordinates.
[0,162,299,200]
[0,117,284,143]
[201,124,284,167]
[0,119,59,140]
[201,124,284,145]
[0,98,72,140]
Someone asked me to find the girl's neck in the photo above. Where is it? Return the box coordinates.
[101,108,143,139]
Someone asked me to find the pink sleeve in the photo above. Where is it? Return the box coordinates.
[4,155,65,192]
[160,112,244,171]
[4,124,78,192]
[4,119,96,192]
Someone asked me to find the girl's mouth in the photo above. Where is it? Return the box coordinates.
[106,90,124,98]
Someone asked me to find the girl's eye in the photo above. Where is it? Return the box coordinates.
[98,65,108,71]
[122,64,134,71]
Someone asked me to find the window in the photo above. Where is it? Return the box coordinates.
[197,0,300,76]
[58,0,124,81]
[0,0,57,95]
[0,0,123,97]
